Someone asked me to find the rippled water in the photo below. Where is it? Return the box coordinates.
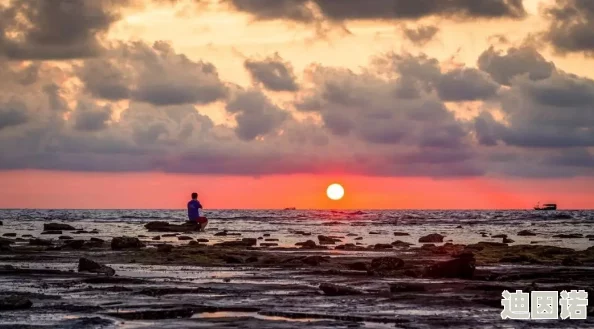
[1,209,593,250]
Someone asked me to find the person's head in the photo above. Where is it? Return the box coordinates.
[191,192,198,200]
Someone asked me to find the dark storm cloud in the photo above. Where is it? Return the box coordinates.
[543,0,594,54]
[545,149,594,168]
[76,41,228,106]
[223,0,313,22]
[473,47,594,150]
[0,0,131,60]
[477,46,555,86]
[225,0,526,22]
[72,102,112,132]
[0,100,28,130]
[402,25,439,46]
[293,56,476,170]
[244,53,299,92]
[76,59,131,100]
[225,89,289,141]
[436,68,499,101]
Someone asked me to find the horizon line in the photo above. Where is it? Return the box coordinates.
[0,207,590,211]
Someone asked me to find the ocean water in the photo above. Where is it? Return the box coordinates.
[1,209,593,250]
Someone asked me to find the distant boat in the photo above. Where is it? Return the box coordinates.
[283,207,296,210]
[534,202,557,210]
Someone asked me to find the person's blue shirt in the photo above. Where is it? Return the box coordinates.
[187,199,202,221]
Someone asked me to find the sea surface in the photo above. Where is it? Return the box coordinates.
[1,209,593,250]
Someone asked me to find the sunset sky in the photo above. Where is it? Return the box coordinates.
[1,0,594,209]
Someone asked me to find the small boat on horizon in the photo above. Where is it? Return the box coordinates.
[283,207,296,210]
[534,202,557,211]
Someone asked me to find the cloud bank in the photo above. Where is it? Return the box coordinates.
[1,0,593,180]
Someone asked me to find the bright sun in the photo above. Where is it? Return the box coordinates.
[326,183,345,200]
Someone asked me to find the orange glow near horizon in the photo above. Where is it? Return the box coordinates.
[1,170,594,210]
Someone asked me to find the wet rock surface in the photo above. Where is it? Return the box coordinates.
[78,257,116,276]
[419,233,444,243]
[43,223,76,231]
[145,221,201,232]
[111,236,145,250]
[0,224,593,329]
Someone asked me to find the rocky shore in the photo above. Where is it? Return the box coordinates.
[0,221,593,328]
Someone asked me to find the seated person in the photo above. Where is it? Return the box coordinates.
[187,192,208,231]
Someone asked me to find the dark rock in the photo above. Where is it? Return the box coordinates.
[22,234,32,238]
[265,238,279,241]
[138,235,148,238]
[157,244,173,253]
[391,240,413,248]
[59,236,73,240]
[78,257,115,276]
[196,238,209,243]
[0,237,13,246]
[214,231,228,236]
[346,262,368,271]
[562,257,583,266]
[456,225,463,228]
[370,257,404,271]
[503,237,515,244]
[144,221,200,232]
[162,233,178,237]
[84,238,104,248]
[354,237,363,240]
[0,221,2,225]
[518,230,537,236]
[346,233,358,237]
[374,243,393,250]
[111,237,144,250]
[425,253,475,279]
[263,233,271,237]
[64,240,85,249]
[152,236,161,240]
[41,230,62,235]
[499,255,542,264]
[177,236,193,241]
[553,233,583,239]
[319,283,362,296]
[242,238,257,246]
[390,283,427,293]
[302,256,328,266]
[335,243,359,250]
[393,232,410,236]
[586,234,594,239]
[29,238,52,246]
[2,233,16,237]
[318,235,340,245]
[419,233,444,243]
[214,239,254,247]
[492,234,507,238]
[432,243,465,256]
[0,296,32,311]
[260,243,278,247]
[222,255,243,264]
[296,240,317,248]
[44,223,76,231]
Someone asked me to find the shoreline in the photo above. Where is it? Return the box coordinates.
[1,220,594,328]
